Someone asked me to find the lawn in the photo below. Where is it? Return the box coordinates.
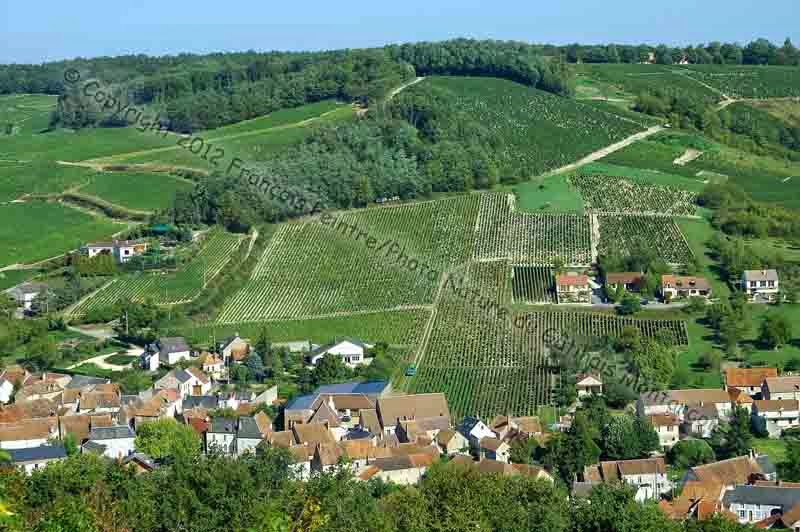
[77,172,194,211]
[104,354,138,366]
[512,174,584,213]
[0,94,56,135]
[675,217,731,298]
[0,202,123,268]
[752,438,788,464]
[0,269,34,290]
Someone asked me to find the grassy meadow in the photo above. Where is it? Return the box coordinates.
[77,172,194,211]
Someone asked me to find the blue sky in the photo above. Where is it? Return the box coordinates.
[1,0,798,64]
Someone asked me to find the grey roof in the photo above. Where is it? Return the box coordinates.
[8,444,67,463]
[210,418,237,434]
[237,417,263,439]
[722,485,800,509]
[82,441,107,454]
[175,369,193,384]
[183,396,219,410]
[285,381,389,411]
[345,428,373,440]
[158,337,190,354]
[89,425,134,440]
[743,270,779,282]
[6,282,49,296]
[66,375,111,389]
[122,453,156,469]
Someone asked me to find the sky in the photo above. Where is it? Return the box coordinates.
[1,0,799,64]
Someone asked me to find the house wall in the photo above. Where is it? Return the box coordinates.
[655,425,679,448]
[236,437,263,456]
[377,467,427,485]
[164,351,192,366]
[99,438,135,459]
[0,437,49,450]
[621,473,671,502]
[728,502,782,524]
[753,410,800,438]
[207,433,236,455]
[16,457,64,475]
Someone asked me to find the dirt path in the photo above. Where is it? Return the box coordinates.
[545,125,665,176]
[387,77,425,101]
[65,346,143,371]
[243,228,259,262]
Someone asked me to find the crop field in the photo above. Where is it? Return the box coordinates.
[512,265,555,304]
[67,231,242,316]
[217,196,481,323]
[76,172,194,211]
[473,194,592,265]
[580,99,666,128]
[410,261,689,418]
[568,173,697,215]
[575,64,722,104]
[412,77,643,177]
[680,65,800,98]
[0,202,123,268]
[179,309,430,348]
[597,215,694,265]
[749,100,800,127]
[0,94,56,135]
[98,101,353,170]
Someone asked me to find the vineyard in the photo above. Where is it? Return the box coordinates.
[410,261,690,419]
[407,77,644,177]
[568,173,697,215]
[680,65,800,99]
[216,196,481,323]
[473,194,592,266]
[67,231,243,317]
[597,215,694,265]
[512,265,555,304]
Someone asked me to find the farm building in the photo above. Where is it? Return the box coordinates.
[605,272,643,293]
[307,338,374,368]
[742,270,780,302]
[555,273,591,304]
[85,239,148,264]
[661,275,711,301]
[6,282,49,311]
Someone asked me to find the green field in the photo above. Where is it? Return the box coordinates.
[406,76,643,177]
[0,202,123,268]
[0,269,35,290]
[512,175,584,213]
[96,101,353,170]
[0,94,56,135]
[675,217,731,298]
[680,65,800,98]
[76,172,194,211]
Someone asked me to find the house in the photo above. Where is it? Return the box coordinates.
[637,389,733,421]
[312,442,344,473]
[65,375,110,389]
[648,414,680,449]
[236,416,265,455]
[683,404,724,438]
[198,352,225,380]
[5,282,49,311]
[435,429,470,456]
[763,377,800,401]
[78,391,121,416]
[307,338,374,368]
[218,334,250,365]
[376,393,450,435]
[397,417,450,444]
[288,445,312,480]
[725,368,777,398]
[0,419,54,449]
[272,340,311,353]
[8,444,67,474]
[59,414,113,444]
[658,480,734,522]
[459,417,496,452]
[742,270,780,302]
[154,337,192,366]
[358,453,436,485]
[753,400,800,438]
[283,381,391,430]
[122,453,157,474]
[722,485,800,524]
[292,423,337,448]
[661,275,711,301]
[583,458,672,502]
[606,272,644,294]
[206,418,237,455]
[683,455,765,489]
[555,273,591,304]
[729,387,754,414]
[139,350,160,372]
[488,415,542,441]
[154,367,210,399]
[85,239,147,264]
[253,386,278,406]
[576,374,603,398]
[452,456,554,482]
[479,436,510,463]
[83,425,135,459]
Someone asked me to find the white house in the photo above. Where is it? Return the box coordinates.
[8,444,67,474]
[742,270,780,302]
[0,420,54,450]
[479,436,511,463]
[218,334,250,365]
[436,429,470,456]
[358,453,436,485]
[763,377,800,401]
[555,273,591,304]
[584,458,672,502]
[459,416,496,452]
[5,282,49,311]
[84,425,136,459]
[308,338,374,368]
[648,414,680,449]
[154,367,210,399]
[753,400,800,438]
[206,418,237,455]
[153,337,192,366]
[139,351,160,372]
[85,239,147,264]
[236,417,266,456]
[0,377,15,404]
[722,485,800,524]
[637,389,732,422]
[661,275,712,301]
[253,385,278,406]
[576,374,603,398]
